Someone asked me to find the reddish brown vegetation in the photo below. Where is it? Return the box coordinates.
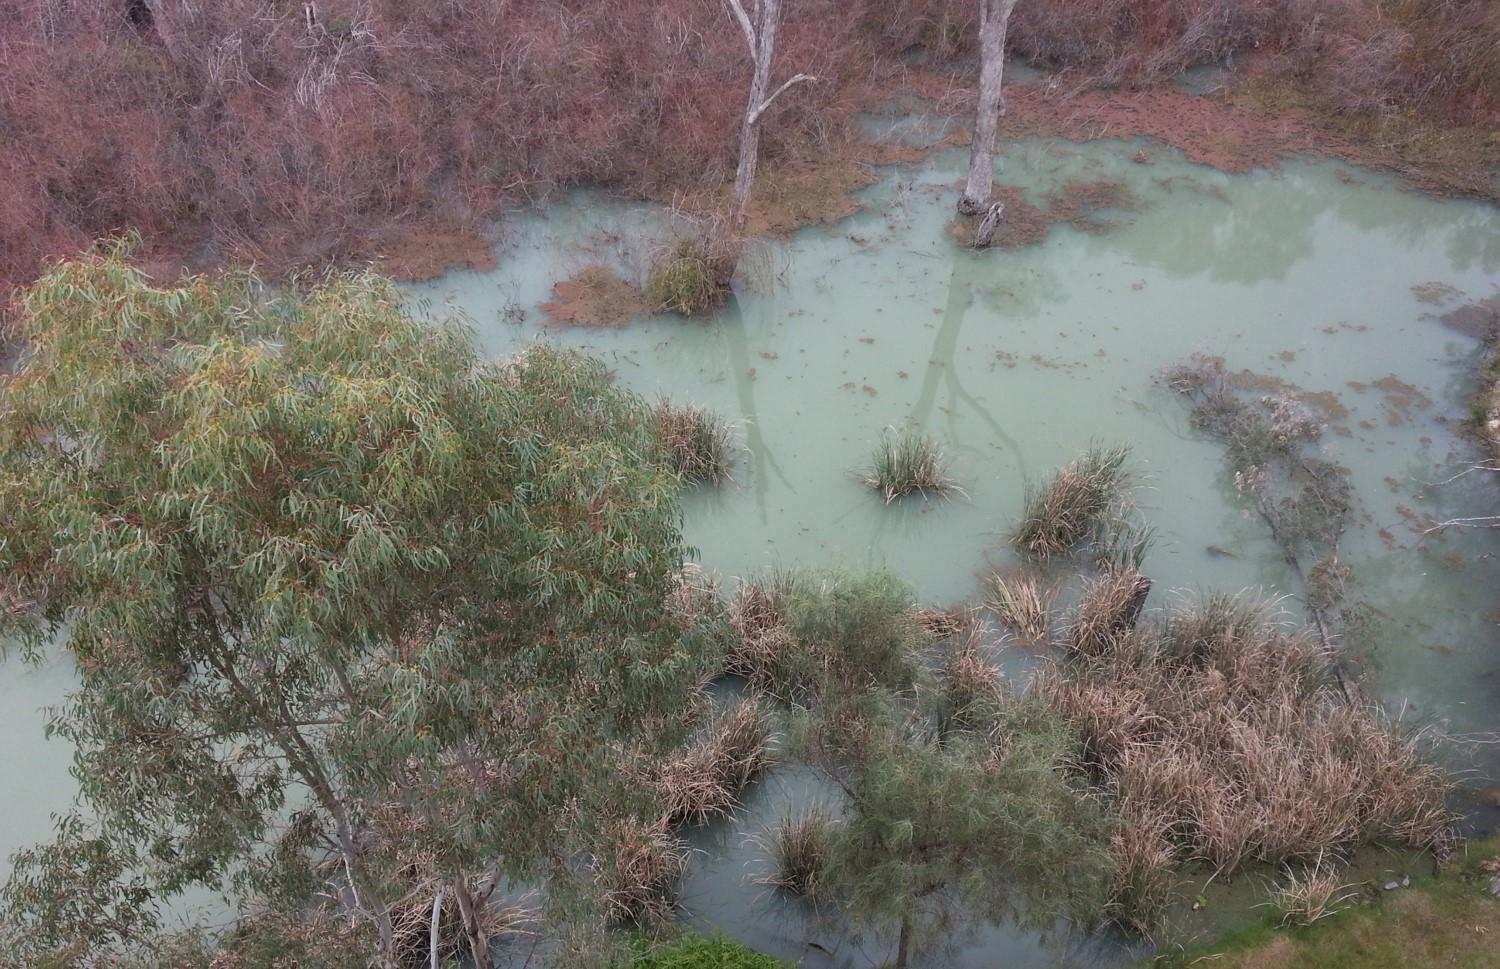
[540,266,648,328]
[0,0,1494,306]
[949,179,1138,249]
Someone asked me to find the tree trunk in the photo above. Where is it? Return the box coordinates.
[725,0,812,233]
[454,879,493,969]
[895,915,911,969]
[429,885,445,969]
[959,0,1019,215]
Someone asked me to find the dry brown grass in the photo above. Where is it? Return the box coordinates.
[985,569,1056,641]
[657,697,773,827]
[592,817,690,925]
[1267,858,1358,927]
[939,620,1007,731]
[653,401,735,485]
[1066,567,1152,658]
[1036,593,1457,932]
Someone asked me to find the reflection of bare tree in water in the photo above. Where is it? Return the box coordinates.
[720,292,793,522]
[906,254,1028,480]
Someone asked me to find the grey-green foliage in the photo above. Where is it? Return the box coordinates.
[0,241,715,969]
[810,699,1113,968]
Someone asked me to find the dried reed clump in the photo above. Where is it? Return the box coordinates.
[653,400,735,485]
[1267,857,1358,927]
[657,697,773,826]
[726,571,800,687]
[985,569,1055,641]
[1013,445,1133,557]
[860,428,958,503]
[1036,592,1456,932]
[666,563,721,630]
[592,817,690,925]
[757,806,833,899]
[940,620,1007,731]
[1066,567,1152,658]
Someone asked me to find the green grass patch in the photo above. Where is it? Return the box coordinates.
[622,933,786,969]
[1147,840,1500,969]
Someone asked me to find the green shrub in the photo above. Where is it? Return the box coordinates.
[646,240,729,316]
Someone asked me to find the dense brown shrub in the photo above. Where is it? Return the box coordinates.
[0,1,1493,305]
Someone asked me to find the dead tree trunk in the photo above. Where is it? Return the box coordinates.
[724,0,815,232]
[958,0,1020,216]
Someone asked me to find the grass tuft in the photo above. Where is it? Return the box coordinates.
[654,400,735,485]
[1013,445,1133,557]
[985,569,1055,641]
[645,238,732,317]
[1267,858,1358,927]
[860,428,957,503]
[757,806,832,900]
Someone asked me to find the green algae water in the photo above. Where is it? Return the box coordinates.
[3,136,1499,965]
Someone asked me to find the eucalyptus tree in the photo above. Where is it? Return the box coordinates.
[0,242,713,968]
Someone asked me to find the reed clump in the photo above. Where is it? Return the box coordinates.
[758,806,833,900]
[645,238,733,317]
[657,698,773,826]
[653,401,734,485]
[860,429,957,503]
[985,569,1055,641]
[1013,445,1133,557]
[1036,593,1456,932]
[592,818,690,925]
[1066,567,1152,659]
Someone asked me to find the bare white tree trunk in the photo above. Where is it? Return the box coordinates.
[959,0,1020,215]
[724,0,815,232]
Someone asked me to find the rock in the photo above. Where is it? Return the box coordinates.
[1401,875,1410,888]
[1490,875,1500,898]
[1383,881,1400,892]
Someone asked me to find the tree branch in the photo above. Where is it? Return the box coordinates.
[722,0,755,57]
[750,72,816,124]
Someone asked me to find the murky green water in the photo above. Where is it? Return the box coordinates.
[4,135,1499,964]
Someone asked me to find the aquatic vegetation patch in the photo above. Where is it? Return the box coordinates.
[1065,567,1152,659]
[1012,444,1135,558]
[541,265,651,327]
[620,932,788,969]
[860,428,958,502]
[653,401,735,485]
[948,179,1139,250]
[1036,592,1457,933]
[1160,355,1357,651]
